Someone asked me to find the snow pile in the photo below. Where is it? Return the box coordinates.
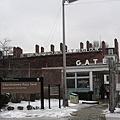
[104,107,120,119]
[0,99,81,118]
[1,99,120,119]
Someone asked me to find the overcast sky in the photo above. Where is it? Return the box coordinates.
[0,0,120,53]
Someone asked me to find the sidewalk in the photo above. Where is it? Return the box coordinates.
[70,99,109,120]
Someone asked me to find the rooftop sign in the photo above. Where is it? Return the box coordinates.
[21,47,100,57]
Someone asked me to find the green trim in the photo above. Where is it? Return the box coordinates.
[67,88,90,99]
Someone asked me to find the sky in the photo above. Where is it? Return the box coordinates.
[1,99,120,119]
[0,0,120,53]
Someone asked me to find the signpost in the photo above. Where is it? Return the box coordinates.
[48,84,61,109]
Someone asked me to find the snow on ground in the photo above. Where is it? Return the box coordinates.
[0,99,91,118]
[1,99,120,119]
[104,107,120,119]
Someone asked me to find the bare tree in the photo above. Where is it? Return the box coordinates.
[92,40,100,49]
[0,38,13,57]
[92,40,109,49]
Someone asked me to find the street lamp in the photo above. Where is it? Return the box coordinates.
[62,0,78,107]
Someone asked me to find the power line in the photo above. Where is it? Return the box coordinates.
[44,0,120,50]
[45,7,61,50]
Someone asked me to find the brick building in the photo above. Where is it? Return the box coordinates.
[0,38,119,99]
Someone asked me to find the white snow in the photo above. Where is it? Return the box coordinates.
[0,99,91,118]
[0,99,120,119]
[104,107,120,120]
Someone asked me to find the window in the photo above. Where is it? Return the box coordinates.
[106,76,109,81]
[77,78,89,88]
[67,79,75,88]
[66,72,90,89]
[66,73,75,77]
[77,72,89,77]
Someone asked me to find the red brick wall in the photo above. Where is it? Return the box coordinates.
[42,69,61,86]
[0,51,103,77]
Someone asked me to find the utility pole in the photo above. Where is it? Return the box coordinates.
[109,57,117,113]
[28,62,31,105]
[62,0,68,107]
[62,0,78,107]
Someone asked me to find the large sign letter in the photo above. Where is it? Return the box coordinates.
[76,60,81,66]
[85,59,89,65]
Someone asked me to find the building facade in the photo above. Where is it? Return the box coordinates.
[0,39,119,99]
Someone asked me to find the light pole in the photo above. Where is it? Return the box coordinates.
[62,0,78,107]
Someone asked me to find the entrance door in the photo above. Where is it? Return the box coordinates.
[93,78,100,99]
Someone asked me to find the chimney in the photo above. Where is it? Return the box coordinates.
[114,38,119,61]
[13,47,23,58]
[60,43,63,52]
[65,45,67,52]
[13,47,17,57]
[35,44,39,53]
[0,51,2,58]
[80,42,83,50]
[86,40,90,51]
[17,47,23,57]
[89,43,92,48]
[51,44,54,53]
[102,41,106,55]
[41,47,44,53]
[60,43,67,52]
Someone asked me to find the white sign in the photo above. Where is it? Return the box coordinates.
[50,85,59,95]
[116,83,120,91]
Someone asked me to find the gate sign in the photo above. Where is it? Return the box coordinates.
[0,78,41,94]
